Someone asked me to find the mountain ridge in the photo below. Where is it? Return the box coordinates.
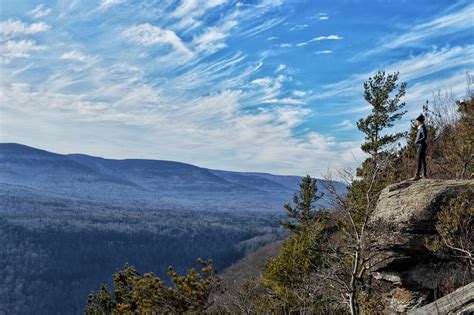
[0,142,344,212]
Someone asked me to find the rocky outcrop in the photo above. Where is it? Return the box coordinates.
[367,179,474,313]
[408,282,474,315]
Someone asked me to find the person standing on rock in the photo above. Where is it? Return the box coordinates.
[411,114,428,180]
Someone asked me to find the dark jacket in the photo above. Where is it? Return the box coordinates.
[415,124,427,147]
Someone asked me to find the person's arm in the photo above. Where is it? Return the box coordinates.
[416,126,426,144]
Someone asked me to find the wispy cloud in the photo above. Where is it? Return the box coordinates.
[295,35,343,47]
[60,50,96,63]
[28,4,52,18]
[314,45,473,119]
[122,23,192,56]
[334,119,354,131]
[275,64,286,72]
[315,13,329,20]
[1,40,44,63]
[264,97,305,105]
[310,35,343,42]
[95,0,125,12]
[363,3,474,56]
[315,50,332,54]
[0,19,49,63]
[239,17,286,38]
[317,45,474,100]
[289,24,308,31]
[172,0,227,18]
[192,20,237,54]
[0,19,50,40]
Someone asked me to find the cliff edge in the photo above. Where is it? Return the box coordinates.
[367,179,473,313]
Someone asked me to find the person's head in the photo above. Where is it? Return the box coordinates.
[416,114,425,126]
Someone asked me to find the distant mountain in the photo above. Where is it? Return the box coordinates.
[0,143,345,211]
[0,143,346,314]
[67,154,239,192]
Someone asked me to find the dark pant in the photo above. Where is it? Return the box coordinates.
[416,144,427,177]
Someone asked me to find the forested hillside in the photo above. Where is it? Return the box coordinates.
[0,143,344,314]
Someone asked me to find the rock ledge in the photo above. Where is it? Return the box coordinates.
[367,179,473,313]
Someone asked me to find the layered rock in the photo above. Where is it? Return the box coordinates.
[367,179,473,313]
[408,282,474,315]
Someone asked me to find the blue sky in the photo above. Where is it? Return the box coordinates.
[1,0,473,176]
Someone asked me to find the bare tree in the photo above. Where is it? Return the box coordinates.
[318,149,399,315]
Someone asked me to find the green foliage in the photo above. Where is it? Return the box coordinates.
[261,214,333,312]
[236,176,334,313]
[263,228,316,291]
[427,188,474,265]
[84,258,221,314]
[347,72,409,222]
[357,71,407,159]
[279,175,323,234]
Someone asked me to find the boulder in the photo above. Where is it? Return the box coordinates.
[367,179,474,313]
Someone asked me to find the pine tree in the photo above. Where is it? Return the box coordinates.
[84,259,220,314]
[279,175,323,234]
[357,71,407,161]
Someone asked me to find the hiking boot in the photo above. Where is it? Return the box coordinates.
[410,175,422,181]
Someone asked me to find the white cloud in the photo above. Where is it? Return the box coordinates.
[28,4,52,18]
[0,19,50,40]
[98,0,124,10]
[1,40,44,63]
[278,43,292,48]
[292,90,306,97]
[252,77,274,86]
[239,17,285,38]
[60,50,95,63]
[275,64,286,72]
[256,0,284,9]
[122,23,192,55]
[295,35,343,47]
[315,50,332,54]
[172,0,227,18]
[192,20,237,53]
[289,24,308,31]
[310,35,343,42]
[171,17,202,32]
[319,16,328,20]
[264,97,305,105]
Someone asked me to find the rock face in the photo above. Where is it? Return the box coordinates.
[367,179,474,313]
[408,282,474,315]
